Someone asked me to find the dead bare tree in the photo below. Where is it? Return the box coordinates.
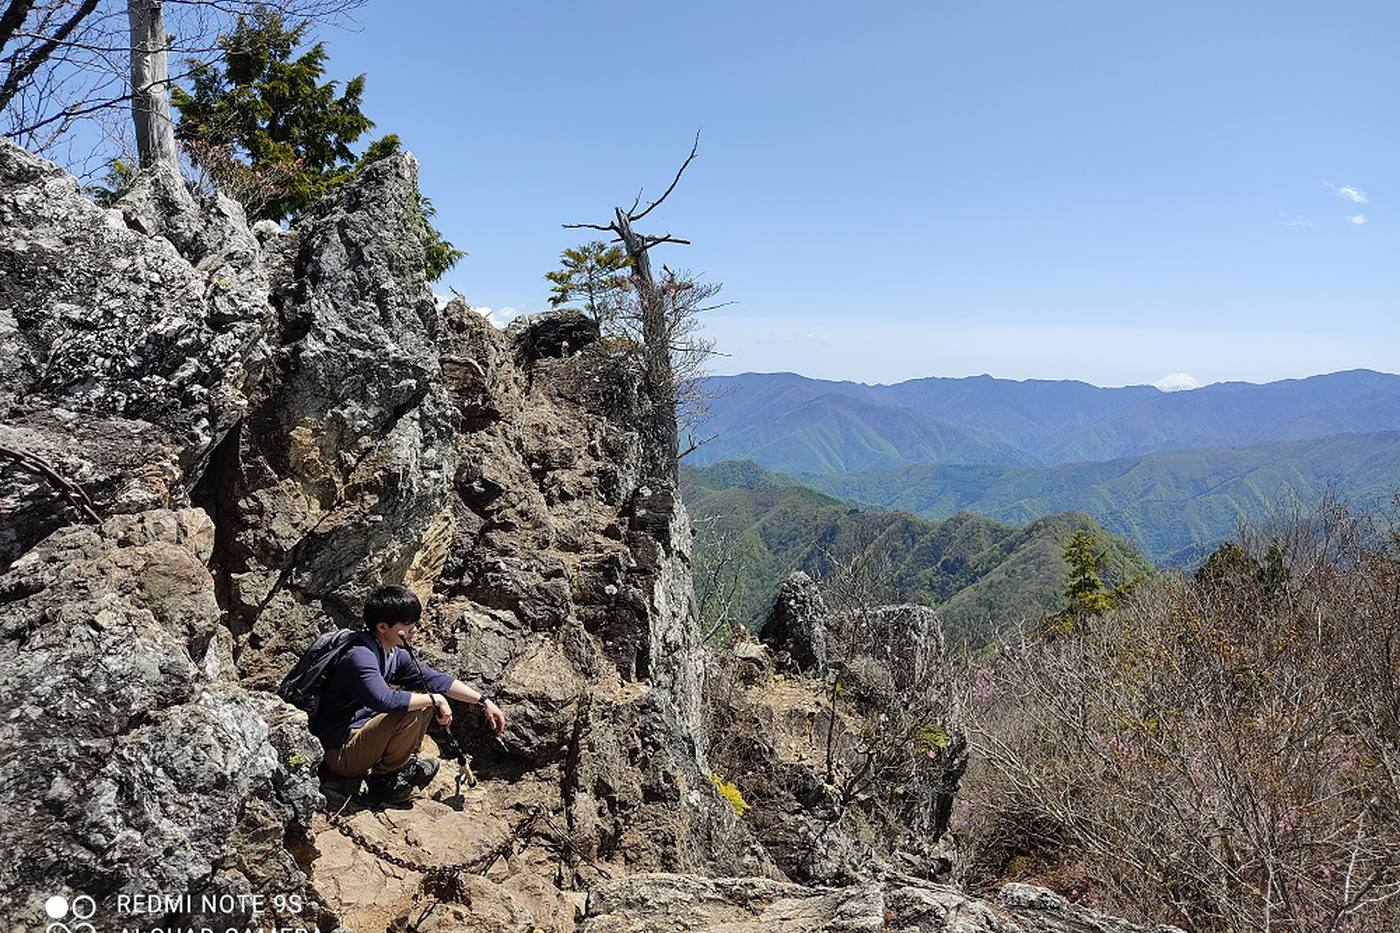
[563,132,708,484]
[126,0,172,165]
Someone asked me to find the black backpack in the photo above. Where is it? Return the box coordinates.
[277,628,359,719]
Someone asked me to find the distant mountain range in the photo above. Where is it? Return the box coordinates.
[688,370,1400,564]
[682,461,1153,641]
[693,369,1400,470]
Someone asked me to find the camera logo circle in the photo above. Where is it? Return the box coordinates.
[44,893,96,933]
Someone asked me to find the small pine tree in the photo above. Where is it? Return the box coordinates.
[87,159,138,206]
[545,241,633,326]
[1048,529,1116,633]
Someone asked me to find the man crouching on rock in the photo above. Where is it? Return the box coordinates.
[312,584,507,803]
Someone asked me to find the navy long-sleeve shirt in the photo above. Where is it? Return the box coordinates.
[311,632,456,749]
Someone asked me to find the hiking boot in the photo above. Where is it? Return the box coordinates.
[319,770,362,806]
[361,770,414,804]
[402,756,440,789]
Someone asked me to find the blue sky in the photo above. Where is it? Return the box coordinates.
[318,1,1397,387]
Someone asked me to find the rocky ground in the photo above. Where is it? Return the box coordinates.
[1,138,1180,933]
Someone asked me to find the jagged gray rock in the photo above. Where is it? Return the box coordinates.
[759,570,829,673]
[0,139,273,569]
[0,509,322,928]
[213,151,460,687]
[563,688,775,879]
[581,873,1188,933]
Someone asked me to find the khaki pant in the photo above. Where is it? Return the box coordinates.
[325,707,432,778]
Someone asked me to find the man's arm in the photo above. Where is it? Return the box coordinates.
[441,680,507,735]
[347,646,438,713]
[403,655,507,735]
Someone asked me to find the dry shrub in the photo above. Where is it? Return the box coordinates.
[964,497,1400,931]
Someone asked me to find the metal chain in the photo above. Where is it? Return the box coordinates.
[321,798,611,919]
[325,807,492,877]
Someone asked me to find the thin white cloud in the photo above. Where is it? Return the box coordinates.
[1348,214,1367,225]
[475,305,530,328]
[1324,181,1368,203]
[1277,213,1312,227]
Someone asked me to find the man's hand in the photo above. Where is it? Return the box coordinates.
[482,699,506,736]
[433,693,453,727]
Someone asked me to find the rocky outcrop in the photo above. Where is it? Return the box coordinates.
[759,570,828,673]
[1,138,1179,933]
[0,142,272,570]
[0,509,321,927]
[0,137,738,929]
[563,687,774,879]
[580,873,1187,933]
[208,151,461,686]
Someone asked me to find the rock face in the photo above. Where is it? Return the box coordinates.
[0,509,321,928]
[758,570,829,673]
[209,151,461,686]
[0,143,272,570]
[581,873,1187,933]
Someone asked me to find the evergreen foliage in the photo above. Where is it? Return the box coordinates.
[545,241,632,326]
[88,158,137,206]
[171,8,462,279]
[1046,529,1118,633]
[172,9,372,222]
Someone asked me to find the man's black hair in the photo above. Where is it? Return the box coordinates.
[364,584,422,631]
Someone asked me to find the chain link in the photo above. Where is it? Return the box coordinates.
[320,795,611,919]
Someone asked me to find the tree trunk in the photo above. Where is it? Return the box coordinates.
[613,207,679,483]
[128,0,176,168]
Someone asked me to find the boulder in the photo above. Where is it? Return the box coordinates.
[759,571,829,674]
[508,309,601,363]
[563,689,775,879]
[0,510,321,927]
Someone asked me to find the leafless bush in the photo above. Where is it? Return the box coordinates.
[692,509,746,645]
[964,494,1400,931]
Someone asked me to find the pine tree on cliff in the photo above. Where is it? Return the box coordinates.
[172,9,372,221]
[545,241,632,328]
[171,9,461,279]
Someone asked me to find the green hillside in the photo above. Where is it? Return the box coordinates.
[800,431,1400,564]
[691,389,1032,473]
[682,463,1152,642]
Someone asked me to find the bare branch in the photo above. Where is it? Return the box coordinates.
[641,233,691,249]
[0,0,98,111]
[0,0,37,52]
[629,128,700,223]
[677,432,716,460]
